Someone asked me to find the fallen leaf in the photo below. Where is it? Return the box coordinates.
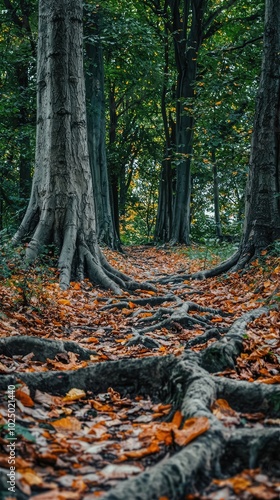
[174,417,210,446]
[52,416,81,432]
[62,388,86,402]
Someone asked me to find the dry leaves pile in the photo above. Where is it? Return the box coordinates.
[0,245,279,499]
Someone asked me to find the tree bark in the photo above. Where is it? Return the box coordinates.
[170,0,206,245]
[155,24,176,243]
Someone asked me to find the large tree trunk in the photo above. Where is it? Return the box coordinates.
[232,0,280,268]
[12,0,145,294]
[85,10,120,250]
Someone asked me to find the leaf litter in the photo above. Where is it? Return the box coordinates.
[0,244,279,498]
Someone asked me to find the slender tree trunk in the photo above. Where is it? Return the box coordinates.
[108,85,121,239]
[12,0,144,294]
[155,25,175,243]
[85,11,120,250]
[170,0,206,245]
[212,149,223,239]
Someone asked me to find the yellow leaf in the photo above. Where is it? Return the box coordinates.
[62,388,86,402]
[21,470,43,486]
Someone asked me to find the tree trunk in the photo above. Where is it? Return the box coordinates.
[108,85,121,239]
[233,0,280,268]
[170,0,206,245]
[212,149,223,239]
[155,25,176,243]
[85,11,120,250]
[12,0,144,294]
[170,0,207,245]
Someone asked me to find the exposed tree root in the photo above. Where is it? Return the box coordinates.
[0,306,279,499]
[0,335,95,362]
[200,307,268,372]
[155,241,275,286]
[127,298,225,347]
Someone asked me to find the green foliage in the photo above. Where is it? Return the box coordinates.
[0,0,266,245]
[0,1,37,231]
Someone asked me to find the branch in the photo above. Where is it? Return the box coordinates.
[203,0,238,37]
[218,35,263,53]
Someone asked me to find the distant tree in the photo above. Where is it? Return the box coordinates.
[153,0,263,245]
[84,6,120,249]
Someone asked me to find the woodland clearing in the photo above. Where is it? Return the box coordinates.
[0,243,279,500]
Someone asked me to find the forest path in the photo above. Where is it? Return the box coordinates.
[0,244,279,499]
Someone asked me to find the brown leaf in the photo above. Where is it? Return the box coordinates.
[15,389,34,408]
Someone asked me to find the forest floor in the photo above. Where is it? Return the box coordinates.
[0,243,279,500]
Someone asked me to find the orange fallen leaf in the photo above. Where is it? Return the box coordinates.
[212,399,237,417]
[122,308,133,316]
[138,312,153,318]
[213,475,252,494]
[256,375,280,384]
[52,416,81,431]
[248,346,271,360]
[90,400,113,412]
[86,337,99,344]
[57,299,71,306]
[174,417,210,446]
[15,389,34,408]
[119,441,160,460]
[172,410,183,428]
